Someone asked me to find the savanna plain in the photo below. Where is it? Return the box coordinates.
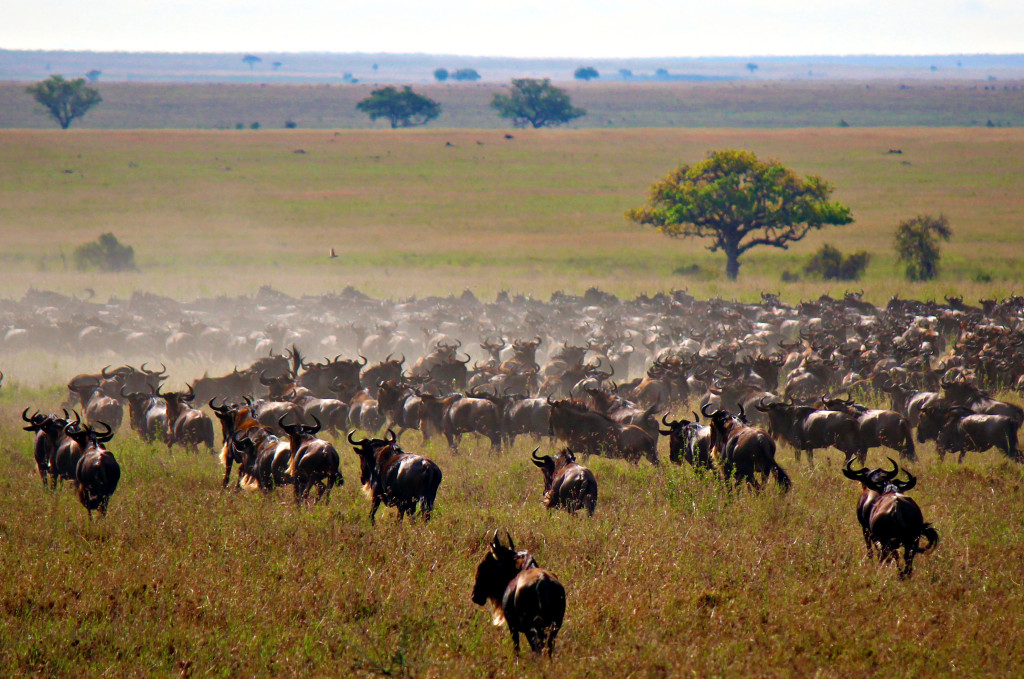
[3,106,1024,676]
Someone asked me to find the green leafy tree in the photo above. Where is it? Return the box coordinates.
[433,68,449,82]
[452,68,481,81]
[25,75,101,129]
[626,149,853,280]
[242,55,261,70]
[490,78,585,129]
[894,214,952,280]
[356,86,441,128]
[85,69,102,83]
[803,244,870,280]
[574,66,599,81]
[746,62,759,74]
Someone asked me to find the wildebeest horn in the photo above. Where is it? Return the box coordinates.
[530,448,550,467]
[736,401,746,421]
[385,353,393,363]
[259,370,275,386]
[882,457,900,481]
[491,529,501,551]
[347,430,369,446]
[386,428,397,443]
[308,415,322,435]
[892,468,917,492]
[842,457,868,481]
[700,402,715,417]
[21,407,33,422]
[185,383,195,401]
[209,398,229,413]
[506,531,515,552]
[358,355,368,366]
[397,354,405,365]
[278,415,295,432]
[547,396,555,406]
[94,421,114,442]
[755,396,772,412]
[101,365,116,378]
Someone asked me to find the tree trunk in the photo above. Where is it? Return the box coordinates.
[725,248,741,280]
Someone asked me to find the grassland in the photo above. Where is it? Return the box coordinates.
[2,385,1024,678]
[0,127,1023,304]
[4,80,1024,130]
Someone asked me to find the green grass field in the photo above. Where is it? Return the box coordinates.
[0,126,1022,304]
[2,389,1024,677]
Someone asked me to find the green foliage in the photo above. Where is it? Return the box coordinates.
[85,69,101,83]
[25,75,101,129]
[242,55,261,70]
[490,78,586,129]
[626,149,854,280]
[894,213,952,281]
[433,68,449,82]
[619,69,633,79]
[284,120,297,129]
[356,86,441,129]
[746,62,759,74]
[451,68,480,82]
[250,122,260,130]
[72,232,136,271]
[803,244,871,280]
[575,66,600,81]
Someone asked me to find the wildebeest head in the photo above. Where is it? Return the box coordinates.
[471,530,534,608]
[530,448,575,491]
[842,457,915,494]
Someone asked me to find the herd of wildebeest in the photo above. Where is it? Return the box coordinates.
[7,285,1024,655]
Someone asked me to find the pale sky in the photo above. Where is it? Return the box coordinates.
[4,0,1022,57]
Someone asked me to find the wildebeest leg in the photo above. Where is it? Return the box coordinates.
[900,544,915,579]
[509,629,521,656]
[862,528,874,558]
[222,458,233,489]
[369,496,382,525]
[525,630,543,653]
[805,448,815,468]
[958,450,967,464]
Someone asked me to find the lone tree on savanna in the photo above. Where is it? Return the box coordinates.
[575,66,599,81]
[627,149,853,280]
[491,78,586,129]
[242,55,261,70]
[356,86,441,128]
[894,214,952,281]
[26,75,101,129]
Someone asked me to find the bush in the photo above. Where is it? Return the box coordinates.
[803,244,870,280]
[73,233,136,271]
[284,120,297,129]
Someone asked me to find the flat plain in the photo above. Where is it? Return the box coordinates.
[3,89,1024,676]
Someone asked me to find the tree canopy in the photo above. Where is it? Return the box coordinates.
[574,66,599,81]
[451,68,481,81]
[490,78,586,129]
[894,214,952,281]
[25,75,102,130]
[626,149,853,280]
[355,86,441,129]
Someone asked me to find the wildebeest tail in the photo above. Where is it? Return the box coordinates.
[772,461,792,492]
[918,524,939,554]
[901,419,917,462]
[420,465,443,515]
[532,576,566,647]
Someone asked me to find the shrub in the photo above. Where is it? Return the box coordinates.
[73,233,136,271]
[284,120,297,129]
[803,244,871,280]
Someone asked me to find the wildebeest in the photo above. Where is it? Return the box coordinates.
[347,430,442,524]
[158,384,215,451]
[842,457,938,578]
[755,397,864,465]
[66,377,124,432]
[64,420,121,518]
[472,531,565,657]
[441,392,504,452]
[548,398,658,465]
[702,403,791,491]
[211,399,290,490]
[820,394,916,462]
[917,404,1021,462]
[120,387,168,442]
[22,409,67,486]
[659,411,712,469]
[530,448,597,516]
[279,415,342,505]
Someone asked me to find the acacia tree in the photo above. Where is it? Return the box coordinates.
[893,214,952,280]
[490,78,585,129]
[574,66,599,81]
[626,149,853,280]
[355,86,441,128]
[26,75,101,129]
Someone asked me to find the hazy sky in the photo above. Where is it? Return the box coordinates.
[5,1,1022,57]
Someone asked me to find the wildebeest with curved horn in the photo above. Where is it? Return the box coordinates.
[279,415,342,505]
[64,420,121,518]
[702,403,791,492]
[158,383,215,451]
[754,397,864,466]
[472,530,566,657]
[842,457,938,578]
[347,429,442,524]
[659,411,712,469]
[820,394,916,462]
[530,448,597,516]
